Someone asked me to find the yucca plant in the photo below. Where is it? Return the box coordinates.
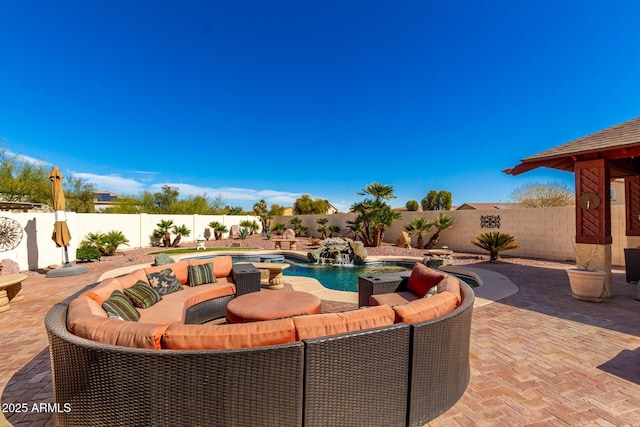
[425,213,454,249]
[404,217,433,249]
[471,232,519,262]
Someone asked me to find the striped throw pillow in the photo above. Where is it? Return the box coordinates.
[188,263,217,287]
[124,281,162,308]
[102,290,140,321]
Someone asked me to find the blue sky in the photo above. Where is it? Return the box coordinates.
[2,1,640,211]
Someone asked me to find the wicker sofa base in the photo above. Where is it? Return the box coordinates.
[46,280,474,426]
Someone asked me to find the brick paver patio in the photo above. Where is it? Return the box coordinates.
[2,257,640,426]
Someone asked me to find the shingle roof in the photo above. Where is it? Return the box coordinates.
[523,115,640,161]
[505,115,640,176]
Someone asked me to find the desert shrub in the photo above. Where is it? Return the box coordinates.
[80,230,130,256]
[76,246,101,262]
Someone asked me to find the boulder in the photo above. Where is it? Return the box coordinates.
[349,240,368,263]
[421,255,453,268]
[1,259,20,275]
[229,225,240,239]
[283,228,296,240]
[396,231,411,249]
[154,253,175,266]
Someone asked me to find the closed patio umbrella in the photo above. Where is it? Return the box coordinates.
[49,167,72,266]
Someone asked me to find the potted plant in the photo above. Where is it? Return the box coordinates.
[566,243,606,302]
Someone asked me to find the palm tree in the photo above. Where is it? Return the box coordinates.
[316,217,330,239]
[350,197,400,247]
[470,232,519,262]
[155,219,174,247]
[404,217,433,249]
[239,219,259,235]
[253,199,269,232]
[425,213,454,249]
[289,217,307,236]
[171,224,191,247]
[357,182,396,202]
[208,221,228,240]
[272,223,286,235]
[100,231,130,255]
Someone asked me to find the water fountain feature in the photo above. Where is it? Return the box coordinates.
[307,237,367,265]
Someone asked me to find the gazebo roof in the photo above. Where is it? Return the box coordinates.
[505,115,640,178]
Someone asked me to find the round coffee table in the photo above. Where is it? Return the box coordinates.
[226,290,321,324]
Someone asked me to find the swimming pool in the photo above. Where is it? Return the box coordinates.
[185,254,478,293]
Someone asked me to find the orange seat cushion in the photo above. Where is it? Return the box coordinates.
[162,318,296,350]
[437,275,461,304]
[67,296,107,333]
[369,291,420,307]
[407,263,446,297]
[73,316,169,350]
[293,305,396,340]
[392,291,460,324]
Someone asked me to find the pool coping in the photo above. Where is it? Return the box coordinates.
[99,250,519,307]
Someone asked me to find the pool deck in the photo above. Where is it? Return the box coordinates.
[2,252,640,425]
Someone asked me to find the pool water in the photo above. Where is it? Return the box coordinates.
[282,261,411,292]
[188,254,478,292]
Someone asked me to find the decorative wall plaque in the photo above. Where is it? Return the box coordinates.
[0,217,24,251]
[480,215,500,229]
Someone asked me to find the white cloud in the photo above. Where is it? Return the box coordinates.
[5,150,50,167]
[150,183,301,206]
[74,173,147,195]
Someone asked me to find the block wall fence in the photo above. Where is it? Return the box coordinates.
[1,206,631,271]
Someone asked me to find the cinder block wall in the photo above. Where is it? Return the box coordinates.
[2,206,630,271]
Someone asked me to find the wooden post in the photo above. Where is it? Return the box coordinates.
[574,159,612,297]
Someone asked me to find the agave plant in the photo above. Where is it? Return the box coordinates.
[238,227,250,240]
[470,232,519,262]
[404,217,433,249]
[425,213,454,249]
[171,224,191,247]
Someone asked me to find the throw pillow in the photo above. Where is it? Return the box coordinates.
[146,268,184,295]
[407,263,446,298]
[124,280,163,308]
[187,262,217,287]
[102,290,140,321]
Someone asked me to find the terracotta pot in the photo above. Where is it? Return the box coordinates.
[566,268,606,302]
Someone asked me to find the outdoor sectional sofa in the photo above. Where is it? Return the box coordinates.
[45,256,475,427]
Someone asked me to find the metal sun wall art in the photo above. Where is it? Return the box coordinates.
[0,217,24,251]
[480,215,501,229]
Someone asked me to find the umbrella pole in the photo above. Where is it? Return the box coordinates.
[63,246,71,268]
